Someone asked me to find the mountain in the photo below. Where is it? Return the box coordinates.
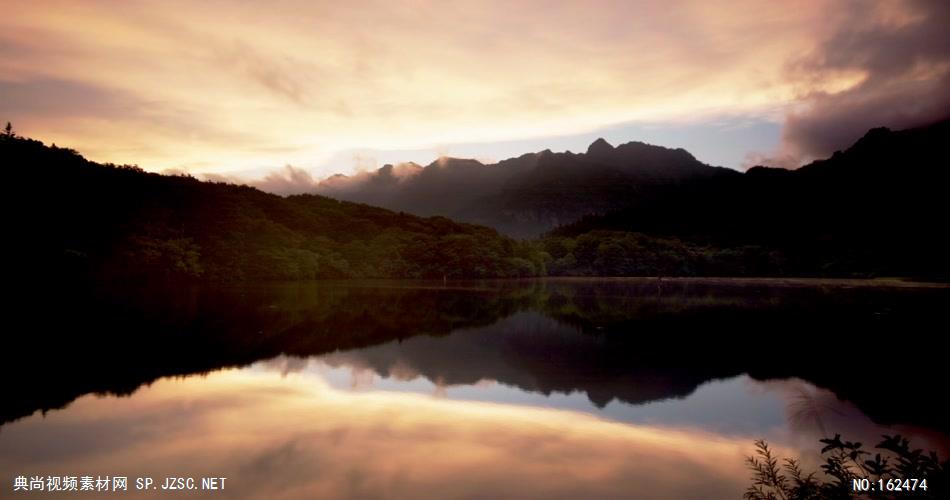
[547,119,950,279]
[4,134,548,282]
[315,138,735,237]
[6,119,947,283]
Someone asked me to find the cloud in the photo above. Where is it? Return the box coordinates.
[4,1,947,176]
[252,165,320,195]
[760,0,950,166]
[0,76,271,168]
[200,172,240,185]
[0,0,845,177]
[0,78,139,117]
[237,157,421,198]
[199,162,417,197]
[211,40,315,105]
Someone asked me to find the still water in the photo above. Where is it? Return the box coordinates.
[2,278,948,499]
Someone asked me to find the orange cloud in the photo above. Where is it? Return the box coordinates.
[2,0,936,179]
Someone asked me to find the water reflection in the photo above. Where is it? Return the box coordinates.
[2,364,945,499]
[9,278,948,428]
[2,278,949,498]
[0,368,772,499]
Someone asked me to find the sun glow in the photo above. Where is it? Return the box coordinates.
[1,0,844,178]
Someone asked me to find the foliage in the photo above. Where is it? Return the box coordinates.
[4,133,546,282]
[553,121,950,281]
[746,435,948,499]
[7,120,950,281]
[539,230,786,277]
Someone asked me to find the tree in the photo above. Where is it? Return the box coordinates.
[2,122,13,138]
[746,435,948,500]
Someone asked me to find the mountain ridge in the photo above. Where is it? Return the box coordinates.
[5,119,948,281]
[3,133,549,282]
[547,119,950,279]
[315,137,734,237]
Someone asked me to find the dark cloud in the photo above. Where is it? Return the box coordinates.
[778,0,950,163]
[783,72,950,160]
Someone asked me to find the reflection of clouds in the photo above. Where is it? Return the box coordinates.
[257,348,950,468]
[348,367,377,391]
[785,384,845,437]
[759,378,950,462]
[387,360,422,382]
[0,369,763,500]
[258,356,311,377]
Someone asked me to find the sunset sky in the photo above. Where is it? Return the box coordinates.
[1,0,947,187]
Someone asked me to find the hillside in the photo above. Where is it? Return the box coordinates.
[547,120,950,279]
[4,134,547,281]
[6,120,947,283]
[316,138,735,237]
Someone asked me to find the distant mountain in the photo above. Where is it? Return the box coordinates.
[549,120,950,279]
[316,138,735,237]
[4,134,548,282]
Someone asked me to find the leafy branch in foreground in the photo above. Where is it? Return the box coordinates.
[745,435,947,499]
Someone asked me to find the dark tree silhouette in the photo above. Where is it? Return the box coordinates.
[5,120,950,282]
[746,435,948,499]
[4,133,547,282]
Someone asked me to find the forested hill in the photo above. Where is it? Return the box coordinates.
[547,120,950,280]
[7,119,948,283]
[4,134,547,281]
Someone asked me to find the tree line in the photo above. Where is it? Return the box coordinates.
[6,125,946,282]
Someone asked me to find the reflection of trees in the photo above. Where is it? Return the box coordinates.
[746,435,948,499]
[4,279,949,433]
[787,387,846,438]
[3,281,532,424]
[533,279,950,432]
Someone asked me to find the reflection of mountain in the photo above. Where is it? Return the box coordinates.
[320,311,732,407]
[318,280,950,425]
[316,139,733,237]
[5,279,949,432]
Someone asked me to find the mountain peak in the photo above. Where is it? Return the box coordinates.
[586,138,614,156]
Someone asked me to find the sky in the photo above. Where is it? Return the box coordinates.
[1,0,948,186]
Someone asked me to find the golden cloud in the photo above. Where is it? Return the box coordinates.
[1,0,918,178]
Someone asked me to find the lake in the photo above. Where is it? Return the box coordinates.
[2,278,948,499]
